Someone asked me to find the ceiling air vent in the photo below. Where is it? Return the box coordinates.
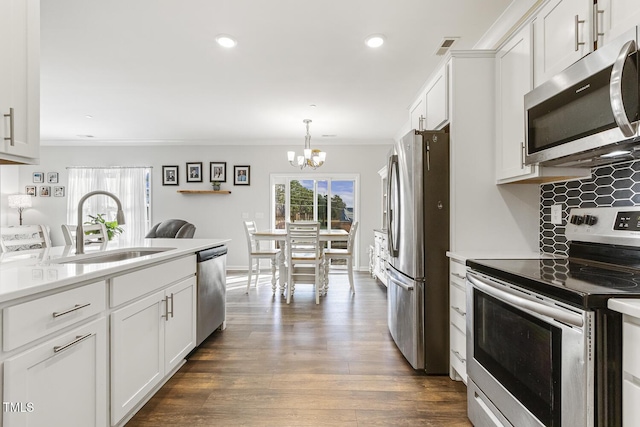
[434,37,459,56]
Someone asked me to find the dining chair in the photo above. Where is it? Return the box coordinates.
[286,221,323,304]
[61,223,109,246]
[323,222,358,294]
[243,221,281,294]
[0,225,51,252]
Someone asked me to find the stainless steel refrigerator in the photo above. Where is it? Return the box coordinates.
[386,129,449,373]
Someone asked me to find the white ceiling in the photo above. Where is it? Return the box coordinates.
[40,0,512,146]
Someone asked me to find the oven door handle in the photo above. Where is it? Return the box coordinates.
[467,274,584,328]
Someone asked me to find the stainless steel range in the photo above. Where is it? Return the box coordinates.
[466,207,640,427]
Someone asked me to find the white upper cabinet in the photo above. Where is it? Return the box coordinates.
[497,21,591,184]
[424,65,449,130]
[533,0,593,86]
[496,26,536,182]
[0,0,40,164]
[597,0,640,45]
[409,97,425,131]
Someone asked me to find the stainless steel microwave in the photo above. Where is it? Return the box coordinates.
[525,26,640,168]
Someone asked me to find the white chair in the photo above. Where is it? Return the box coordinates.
[0,225,51,252]
[286,221,323,304]
[324,222,358,294]
[243,221,281,294]
[61,223,108,246]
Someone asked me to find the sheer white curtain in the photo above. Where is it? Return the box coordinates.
[67,167,150,246]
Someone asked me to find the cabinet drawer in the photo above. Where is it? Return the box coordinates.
[450,285,466,333]
[3,317,108,427]
[623,317,640,380]
[111,255,196,307]
[3,281,106,352]
[450,324,466,382]
[450,259,467,283]
[624,377,640,425]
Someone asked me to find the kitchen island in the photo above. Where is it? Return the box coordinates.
[0,238,229,427]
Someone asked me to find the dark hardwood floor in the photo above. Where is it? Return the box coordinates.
[126,272,471,426]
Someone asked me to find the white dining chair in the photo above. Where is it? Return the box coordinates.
[323,222,358,294]
[243,221,281,294]
[286,221,323,304]
[61,223,109,246]
[0,225,51,252]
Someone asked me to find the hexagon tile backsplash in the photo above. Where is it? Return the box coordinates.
[540,159,640,256]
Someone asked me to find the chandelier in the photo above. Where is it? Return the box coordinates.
[287,119,326,169]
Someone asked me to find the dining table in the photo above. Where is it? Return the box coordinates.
[251,228,349,294]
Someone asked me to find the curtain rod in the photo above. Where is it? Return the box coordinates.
[66,166,153,169]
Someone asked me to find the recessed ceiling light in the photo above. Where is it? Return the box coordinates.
[216,34,237,48]
[85,115,93,119]
[365,34,385,48]
[309,104,317,108]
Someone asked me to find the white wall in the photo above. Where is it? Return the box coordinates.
[0,166,20,227]
[2,143,391,269]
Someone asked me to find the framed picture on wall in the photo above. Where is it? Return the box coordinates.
[33,172,44,183]
[39,186,51,197]
[54,186,65,197]
[186,162,203,182]
[210,162,227,182]
[234,165,250,186]
[162,165,179,185]
[47,172,59,183]
[25,186,36,196]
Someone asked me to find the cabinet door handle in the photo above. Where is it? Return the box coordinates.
[52,302,91,318]
[452,350,466,364]
[452,306,466,317]
[575,15,585,51]
[451,272,466,281]
[169,293,174,318]
[594,7,605,45]
[162,296,169,321]
[520,142,525,168]
[3,107,14,146]
[53,333,93,353]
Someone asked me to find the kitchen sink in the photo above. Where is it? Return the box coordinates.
[55,247,175,264]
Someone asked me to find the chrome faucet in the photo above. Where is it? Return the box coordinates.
[76,190,126,254]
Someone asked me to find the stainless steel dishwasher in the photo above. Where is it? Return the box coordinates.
[196,245,227,346]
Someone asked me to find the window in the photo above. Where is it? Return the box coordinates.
[271,174,359,262]
[67,167,152,245]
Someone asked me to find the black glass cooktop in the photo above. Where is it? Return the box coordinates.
[466,257,640,309]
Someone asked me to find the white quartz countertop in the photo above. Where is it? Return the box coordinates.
[446,250,550,262]
[608,298,640,318]
[0,238,230,303]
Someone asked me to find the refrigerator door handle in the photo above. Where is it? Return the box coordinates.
[387,154,400,257]
[387,273,414,291]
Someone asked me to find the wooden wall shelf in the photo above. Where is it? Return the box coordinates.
[177,190,232,194]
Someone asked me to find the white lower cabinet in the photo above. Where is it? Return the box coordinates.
[448,256,467,383]
[3,317,108,427]
[111,276,196,424]
[373,230,387,286]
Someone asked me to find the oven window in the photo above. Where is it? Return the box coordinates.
[474,291,562,427]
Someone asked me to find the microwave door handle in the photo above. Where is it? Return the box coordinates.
[610,39,638,138]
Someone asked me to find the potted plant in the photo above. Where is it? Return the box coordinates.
[85,213,124,241]
[211,181,222,191]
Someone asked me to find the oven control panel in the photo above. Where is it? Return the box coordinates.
[566,207,640,247]
[613,211,640,231]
